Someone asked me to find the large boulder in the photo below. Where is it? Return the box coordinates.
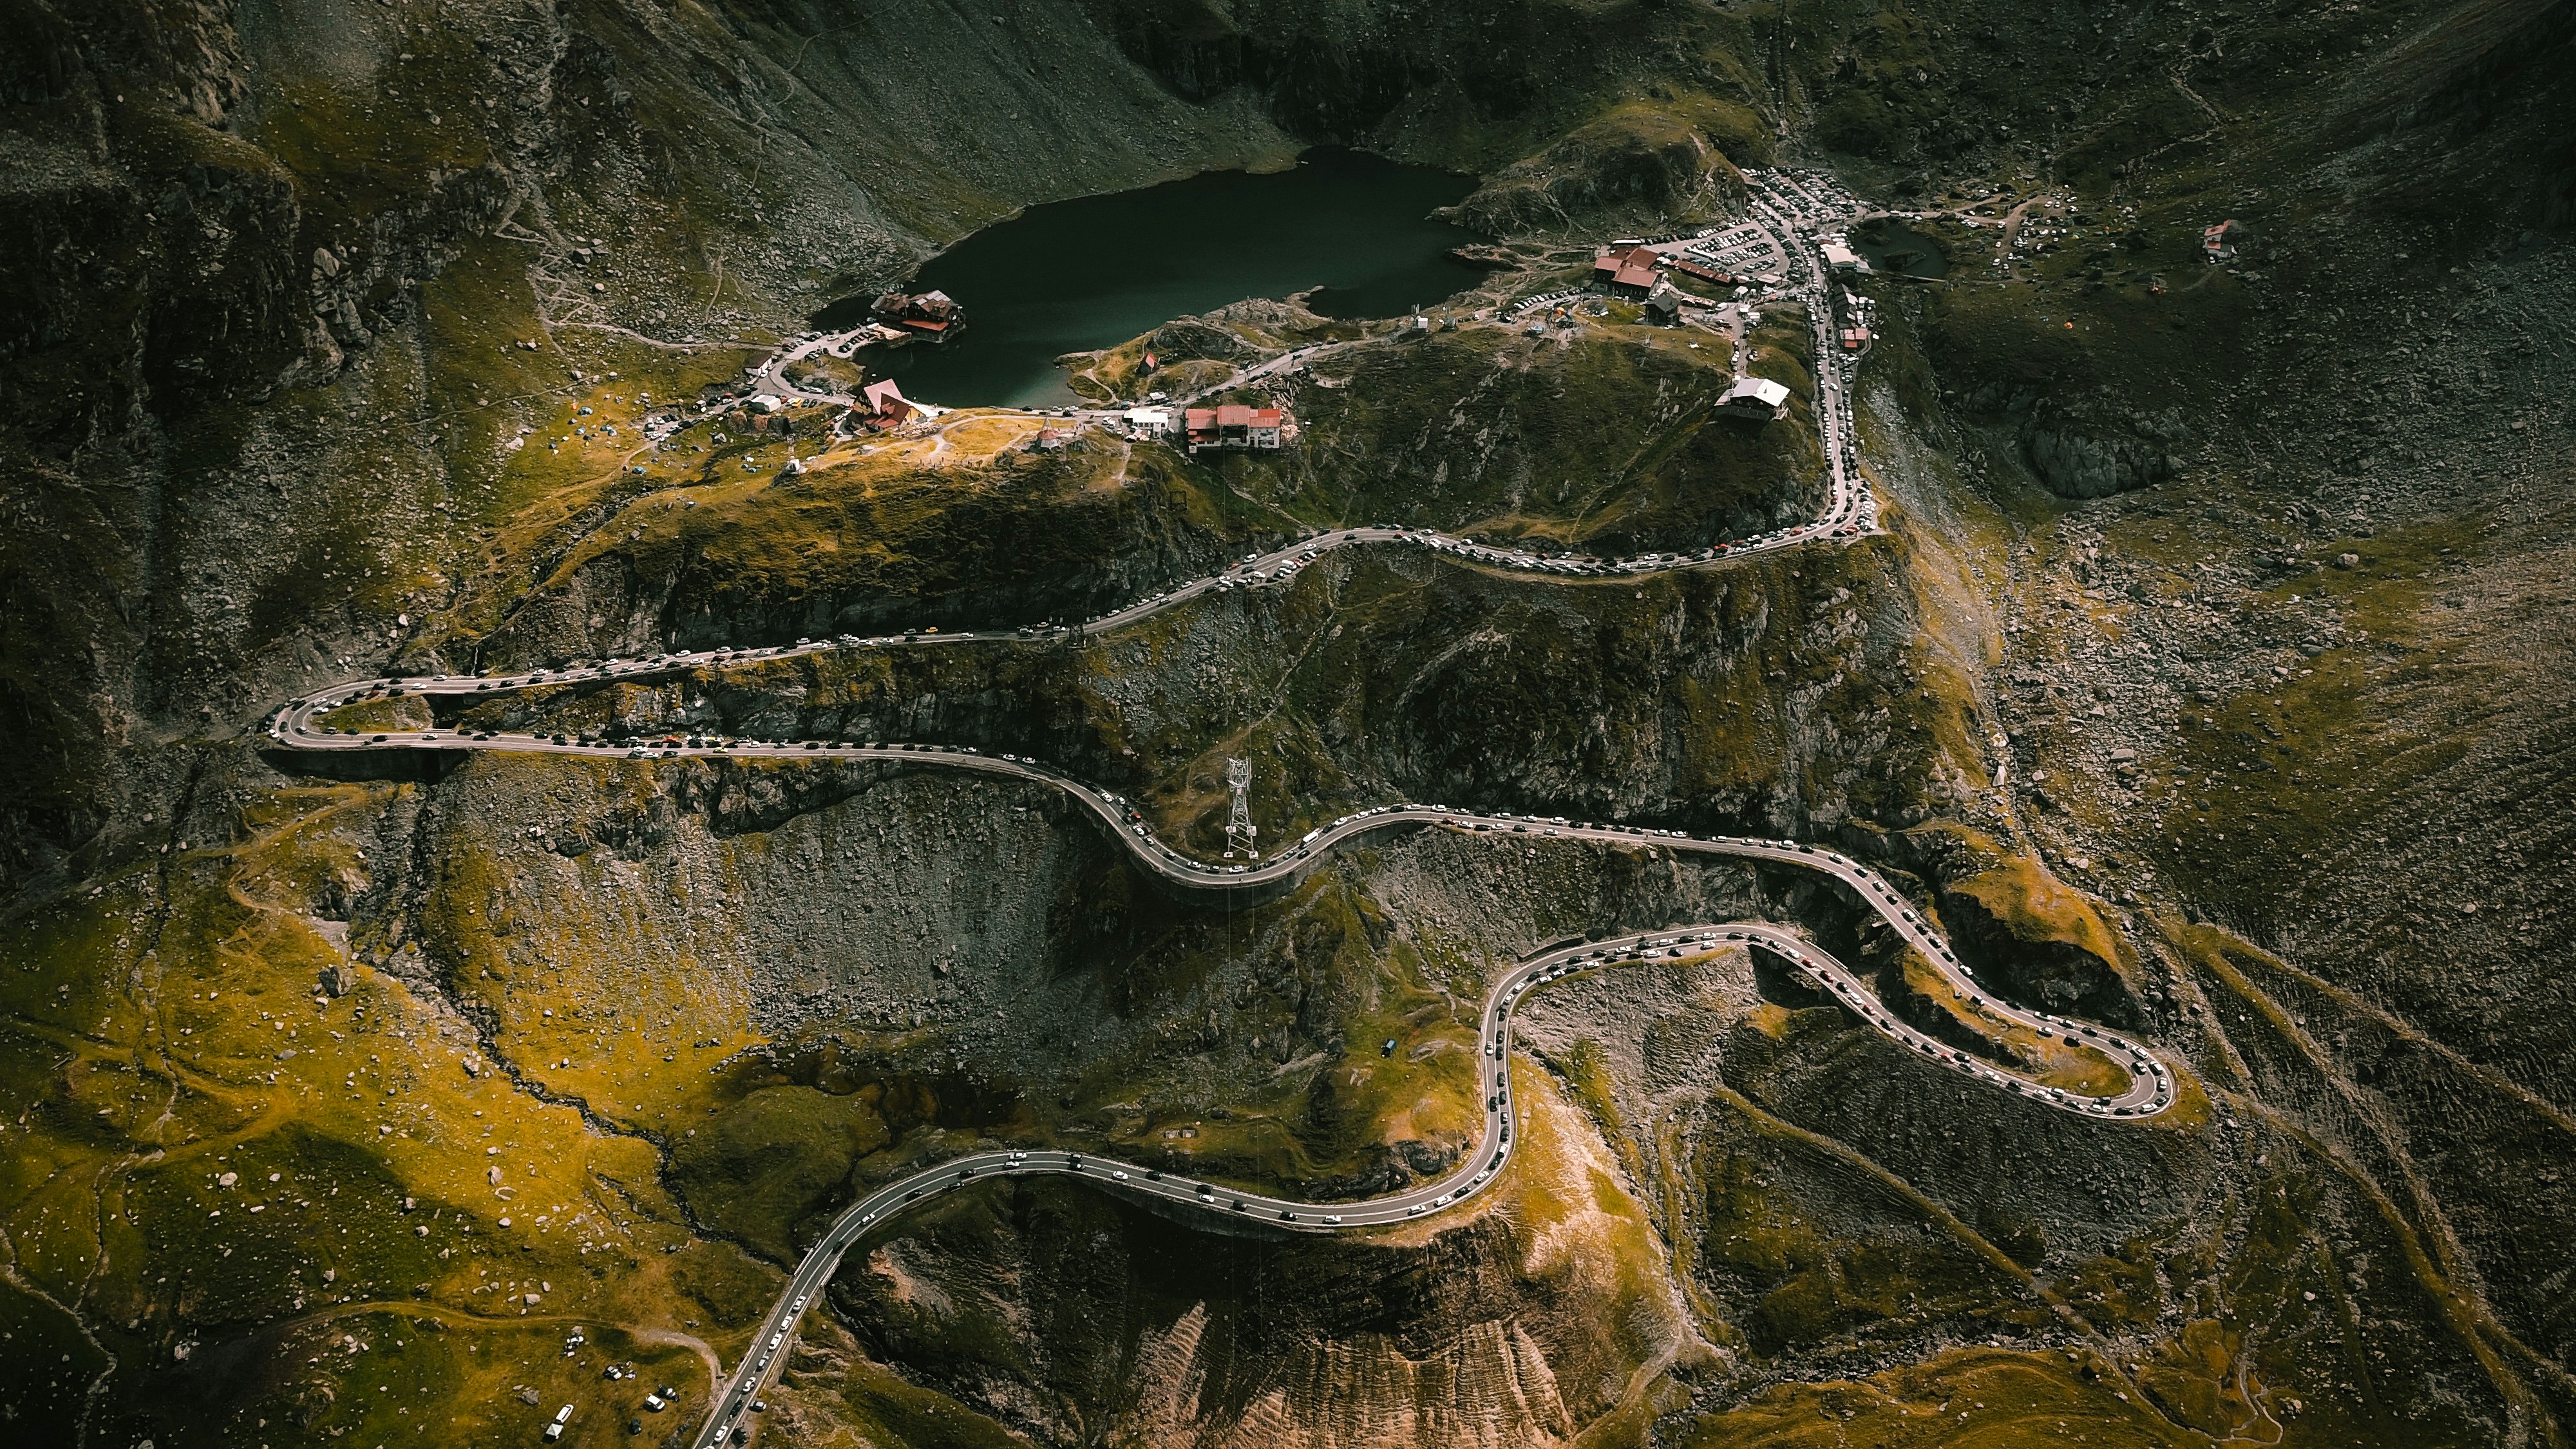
[1973,391,2194,500]
[2018,417,2179,499]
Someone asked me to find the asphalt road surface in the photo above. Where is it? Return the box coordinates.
[272,554,2170,1449]
[272,696,2172,1136]
[263,173,2164,1446]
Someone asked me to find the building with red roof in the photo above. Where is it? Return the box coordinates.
[1593,243,1665,297]
[863,379,914,423]
[1184,403,1287,451]
[870,289,965,342]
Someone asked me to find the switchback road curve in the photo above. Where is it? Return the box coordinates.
[269,612,2175,1449]
[269,685,2172,1130]
[258,174,2163,1444]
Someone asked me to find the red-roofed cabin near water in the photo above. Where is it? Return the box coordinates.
[863,379,915,424]
[1593,244,1663,296]
[871,289,965,341]
[1184,404,1284,451]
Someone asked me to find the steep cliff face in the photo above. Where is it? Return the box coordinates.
[1073,0,1633,155]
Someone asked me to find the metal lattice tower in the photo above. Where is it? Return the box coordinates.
[1225,758,1256,858]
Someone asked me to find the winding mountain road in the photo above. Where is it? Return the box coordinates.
[269,687,2171,1137]
[274,681,2172,1449]
[260,172,2167,1447]
[269,524,2168,1448]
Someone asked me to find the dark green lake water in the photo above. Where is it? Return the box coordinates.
[813,148,1482,408]
[1850,218,1950,278]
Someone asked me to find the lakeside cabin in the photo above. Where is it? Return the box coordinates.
[1184,404,1284,451]
[870,289,964,342]
[863,379,917,424]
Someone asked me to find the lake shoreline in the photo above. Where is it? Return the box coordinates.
[807,147,1482,408]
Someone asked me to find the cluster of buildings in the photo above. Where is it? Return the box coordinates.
[1593,240,1780,328]
[1583,239,1802,423]
[1596,235,1779,296]
[1188,404,1286,450]
[696,375,943,456]
[999,401,1291,459]
[1118,403,1289,451]
[1835,287,1876,357]
[1587,245,1691,327]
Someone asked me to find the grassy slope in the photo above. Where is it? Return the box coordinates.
[1213,316,1826,550]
